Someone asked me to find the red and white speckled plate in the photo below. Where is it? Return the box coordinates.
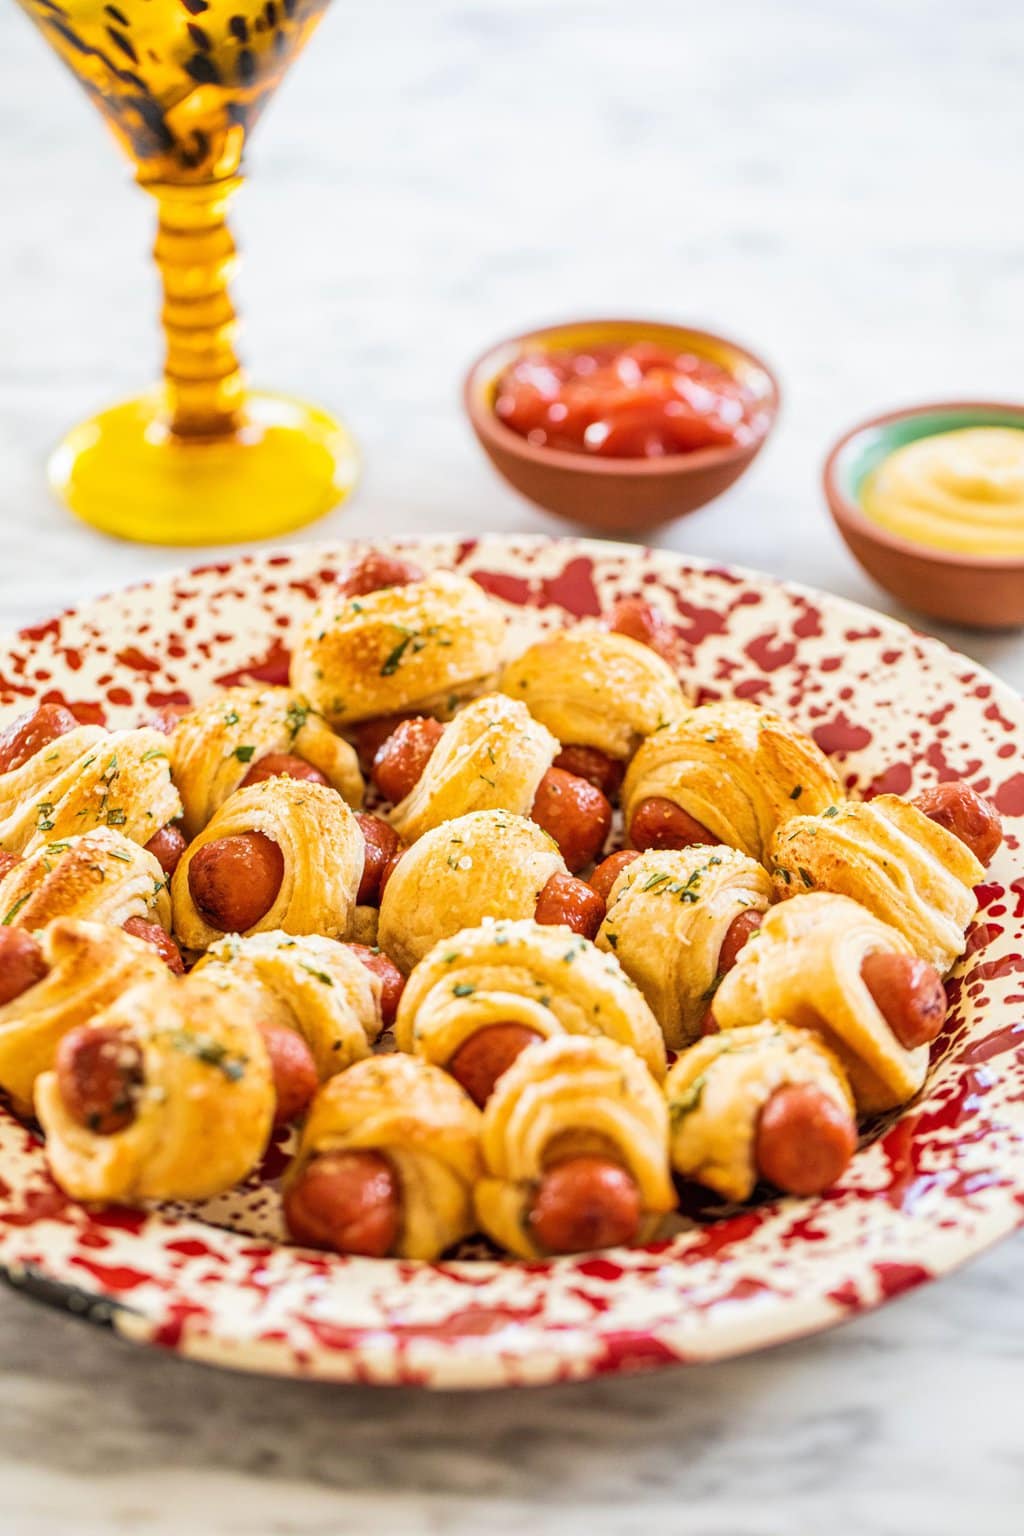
[1,535,1023,1389]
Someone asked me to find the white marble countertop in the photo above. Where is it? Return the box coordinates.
[1,1,1023,1531]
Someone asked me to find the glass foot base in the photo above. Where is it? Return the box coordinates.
[48,389,359,546]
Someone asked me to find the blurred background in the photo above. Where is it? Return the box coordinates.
[1,0,1022,674]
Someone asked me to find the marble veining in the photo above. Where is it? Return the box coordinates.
[1,0,1023,1530]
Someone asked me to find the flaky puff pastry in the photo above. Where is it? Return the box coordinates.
[0,726,181,857]
[285,1054,483,1261]
[499,626,687,760]
[170,686,363,838]
[768,796,982,975]
[597,847,774,1051]
[622,702,843,861]
[396,918,667,1080]
[35,968,274,1203]
[378,810,567,972]
[0,828,171,933]
[172,778,364,949]
[290,570,506,728]
[194,930,383,1079]
[475,1035,676,1259]
[388,694,558,843]
[713,891,935,1113]
[665,1022,854,1202]
[0,917,167,1113]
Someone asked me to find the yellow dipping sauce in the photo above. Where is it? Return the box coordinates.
[860,426,1024,557]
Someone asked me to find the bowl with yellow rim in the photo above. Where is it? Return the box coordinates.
[824,401,1024,630]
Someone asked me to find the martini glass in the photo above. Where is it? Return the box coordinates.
[16,0,356,544]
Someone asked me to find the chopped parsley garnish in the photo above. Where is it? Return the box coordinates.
[452,982,475,997]
[669,1074,706,1125]
[141,748,167,763]
[169,1031,246,1080]
[106,809,127,826]
[798,867,815,887]
[823,805,840,818]
[790,785,803,800]
[300,964,334,986]
[380,632,415,676]
[2,894,31,926]
[234,744,256,763]
[36,803,55,832]
[223,709,241,726]
[773,866,792,885]
[285,701,309,740]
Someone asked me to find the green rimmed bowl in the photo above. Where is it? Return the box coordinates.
[824,401,1024,630]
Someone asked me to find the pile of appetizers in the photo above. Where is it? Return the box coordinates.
[0,550,1003,1260]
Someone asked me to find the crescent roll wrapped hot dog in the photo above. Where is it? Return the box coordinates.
[475,1035,675,1257]
[378,810,601,972]
[666,1022,857,1202]
[499,625,687,767]
[395,918,666,1102]
[0,917,167,1112]
[767,794,984,975]
[283,1054,483,1260]
[169,685,363,838]
[291,569,506,729]
[622,702,843,862]
[595,847,774,1051]
[172,778,364,948]
[712,892,949,1113]
[386,694,559,844]
[194,930,385,1080]
[35,968,274,1203]
[0,716,181,858]
[0,828,171,933]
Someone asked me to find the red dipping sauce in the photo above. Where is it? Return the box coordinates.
[493,342,759,459]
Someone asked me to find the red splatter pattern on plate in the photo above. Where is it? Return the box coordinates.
[1,535,1023,1389]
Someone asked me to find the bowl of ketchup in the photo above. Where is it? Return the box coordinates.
[464,318,779,532]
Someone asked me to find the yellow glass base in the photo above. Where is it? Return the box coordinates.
[48,389,358,546]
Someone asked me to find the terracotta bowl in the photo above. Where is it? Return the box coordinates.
[463,317,779,533]
[824,401,1024,630]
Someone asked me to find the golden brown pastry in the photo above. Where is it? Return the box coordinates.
[499,625,686,761]
[395,918,667,1090]
[283,1054,483,1260]
[194,930,383,1080]
[0,828,171,933]
[713,891,945,1112]
[767,796,982,974]
[596,847,774,1050]
[475,1035,675,1258]
[0,726,181,856]
[171,778,364,949]
[387,693,558,844]
[35,968,274,1203]
[377,810,567,972]
[621,702,843,861]
[290,570,507,728]
[665,1021,856,1202]
[170,685,363,838]
[0,917,167,1113]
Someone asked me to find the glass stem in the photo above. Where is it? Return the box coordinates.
[148,175,246,439]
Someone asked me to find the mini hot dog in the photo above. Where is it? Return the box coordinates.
[913,781,1003,866]
[371,711,612,874]
[666,1021,858,1201]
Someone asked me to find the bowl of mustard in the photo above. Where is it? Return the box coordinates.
[824,401,1024,629]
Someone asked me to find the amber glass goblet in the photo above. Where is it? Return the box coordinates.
[17,0,356,543]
